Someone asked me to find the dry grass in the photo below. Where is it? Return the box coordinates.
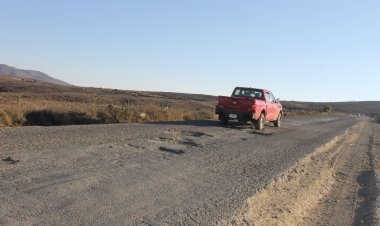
[0,110,12,127]
[93,104,216,124]
[0,75,217,127]
[0,101,217,127]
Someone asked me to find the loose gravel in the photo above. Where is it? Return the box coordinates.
[0,116,358,225]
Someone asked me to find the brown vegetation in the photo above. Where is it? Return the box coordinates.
[0,110,12,127]
[282,100,380,116]
[0,75,216,126]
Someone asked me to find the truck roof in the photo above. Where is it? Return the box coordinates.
[234,87,267,92]
[235,86,262,90]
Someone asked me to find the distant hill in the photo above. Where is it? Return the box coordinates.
[0,64,70,86]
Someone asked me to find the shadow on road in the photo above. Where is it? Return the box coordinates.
[146,120,220,127]
[146,120,274,135]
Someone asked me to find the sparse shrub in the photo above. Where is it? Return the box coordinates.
[145,106,176,121]
[99,105,147,123]
[189,110,215,120]
[125,107,142,122]
[0,110,12,127]
[183,113,195,120]
[323,105,334,113]
[377,113,380,124]
[106,104,120,123]
[96,111,110,123]
[6,109,24,125]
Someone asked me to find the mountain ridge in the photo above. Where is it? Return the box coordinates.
[0,64,70,86]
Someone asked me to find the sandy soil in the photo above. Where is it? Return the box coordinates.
[0,115,375,225]
[227,119,380,226]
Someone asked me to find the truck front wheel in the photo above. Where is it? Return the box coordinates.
[255,113,265,130]
[274,113,282,127]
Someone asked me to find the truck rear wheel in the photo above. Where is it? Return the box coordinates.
[255,113,265,130]
[274,113,282,127]
[219,115,229,126]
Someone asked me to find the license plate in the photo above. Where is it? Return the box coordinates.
[229,114,237,119]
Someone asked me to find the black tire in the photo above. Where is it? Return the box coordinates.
[274,113,282,127]
[219,115,229,126]
[255,113,265,130]
[238,120,248,124]
[273,113,282,127]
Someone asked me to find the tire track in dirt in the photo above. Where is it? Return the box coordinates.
[352,122,380,225]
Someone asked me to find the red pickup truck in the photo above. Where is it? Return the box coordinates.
[215,87,283,130]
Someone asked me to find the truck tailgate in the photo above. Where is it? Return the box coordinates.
[217,96,254,113]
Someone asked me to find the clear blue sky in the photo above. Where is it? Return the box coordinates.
[1,0,379,101]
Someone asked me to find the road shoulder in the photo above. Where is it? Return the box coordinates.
[224,119,379,225]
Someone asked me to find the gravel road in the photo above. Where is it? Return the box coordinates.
[0,116,359,225]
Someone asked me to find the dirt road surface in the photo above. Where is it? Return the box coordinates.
[0,116,377,225]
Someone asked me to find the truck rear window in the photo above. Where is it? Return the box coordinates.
[232,88,263,99]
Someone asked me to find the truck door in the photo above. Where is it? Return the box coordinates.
[265,91,276,121]
[270,92,281,118]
